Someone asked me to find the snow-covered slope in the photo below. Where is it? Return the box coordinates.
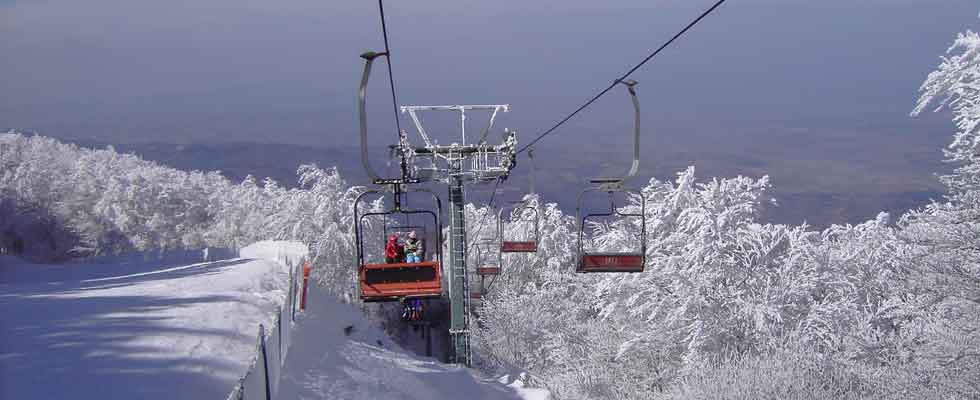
[0,254,290,400]
[1,243,549,400]
[278,288,547,400]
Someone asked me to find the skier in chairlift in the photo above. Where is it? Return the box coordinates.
[404,230,422,263]
[385,234,403,263]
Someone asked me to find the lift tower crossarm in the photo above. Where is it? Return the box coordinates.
[401,105,510,146]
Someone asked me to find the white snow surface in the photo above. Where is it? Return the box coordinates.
[0,240,550,400]
[279,288,545,400]
[240,240,309,267]
[0,252,291,400]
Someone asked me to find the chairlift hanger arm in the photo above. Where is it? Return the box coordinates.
[358,51,423,186]
[358,52,387,182]
[528,148,536,195]
[622,79,640,180]
[589,80,640,185]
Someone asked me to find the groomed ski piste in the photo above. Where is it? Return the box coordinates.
[0,241,548,400]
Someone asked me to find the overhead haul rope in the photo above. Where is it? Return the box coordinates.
[516,0,729,154]
[377,0,403,139]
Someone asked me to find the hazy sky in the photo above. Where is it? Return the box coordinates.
[1,0,977,151]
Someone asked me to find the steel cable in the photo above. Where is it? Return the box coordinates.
[517,0,729,154]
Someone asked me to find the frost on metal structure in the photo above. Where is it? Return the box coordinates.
[400,104,517,183]
[397,104,517,367]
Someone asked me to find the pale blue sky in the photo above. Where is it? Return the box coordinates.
[1,0,976,149]
[5,0,978,225]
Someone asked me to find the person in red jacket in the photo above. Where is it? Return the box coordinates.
[385,234,403,263]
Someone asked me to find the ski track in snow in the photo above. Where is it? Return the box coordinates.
[0,255,289,400]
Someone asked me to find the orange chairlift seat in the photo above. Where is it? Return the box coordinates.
[470,239,500,303]
[354,188,444,302]
[575,80,647,273]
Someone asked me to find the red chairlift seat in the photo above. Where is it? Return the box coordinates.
[501,241,537,253]
[476,265,501,276]
[360,261,442,302]
[578,252,644,273]
[498,202,540,254]
[354,187,444,302]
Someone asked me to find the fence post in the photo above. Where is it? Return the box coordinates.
[300,261,311,311]
[277,308,283,366]
[259,324,271,400]
[289,265,296,322]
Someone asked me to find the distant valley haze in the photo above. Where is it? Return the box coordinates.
[2,0,975,227]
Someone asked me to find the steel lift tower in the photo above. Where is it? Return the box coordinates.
[358,52,517,366]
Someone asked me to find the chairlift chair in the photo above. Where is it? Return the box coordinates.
[576,79,648,273]
[473,239,501,277]
[354,188,444,302]
[576,182,646,273]
[354,50,446,301]
[498,200,539,253]
[469,239,499,303]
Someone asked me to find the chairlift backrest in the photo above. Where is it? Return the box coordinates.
[354,188,445,301]
[498,201,539,253]
[575,187,646,273]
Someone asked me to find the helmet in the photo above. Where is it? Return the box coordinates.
[389,234,398,241]
[409,231,417,239]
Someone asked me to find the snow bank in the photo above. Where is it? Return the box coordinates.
[240,240,309,267]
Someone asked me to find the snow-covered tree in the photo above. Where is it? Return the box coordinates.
[905,15,980,390]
